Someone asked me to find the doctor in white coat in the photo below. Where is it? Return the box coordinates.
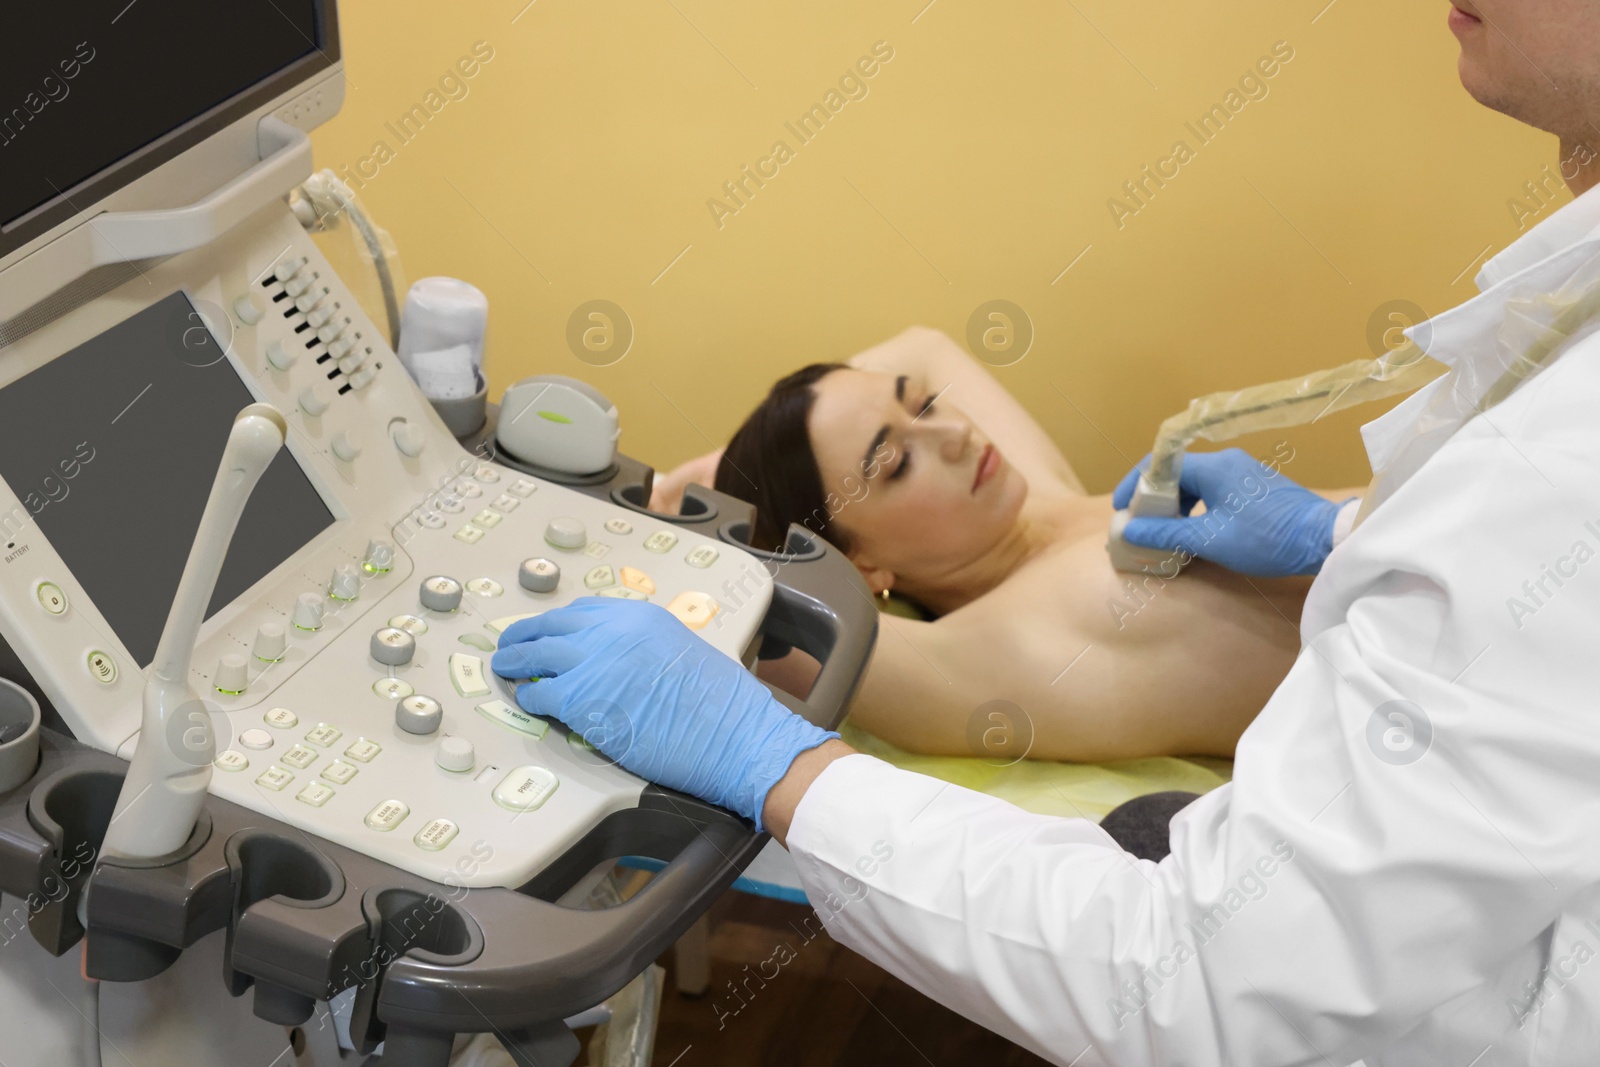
[492,3,1600,1063]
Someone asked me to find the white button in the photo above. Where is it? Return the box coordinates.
[597,587,648,600]
[323,760,359,785]
[643,531,678,554]
[453,525,485,544]
[438,495,466,514]
[389,614,428,635]
[583,541,610,559]
[475,465,502,483]
[214,750,249,772]
[472,508,503,528]
[281,744,317,769]
[273,259,302,282]
[299,384,331,417]
[233,294,263,325]
[295,290,324,315]
[256,766,294,791]
[453,479,483,498]
[316,322,344,345]
[364,799,410,831]
[449,653,492,698]
[604,517,633,535]
[328,336,355,359]
[436,736,475,773]
[414,818,459,851]
[493,765,559,812]
[584,565,616,589]
[86,651,117,685]
[264,707,299,729]
[349,365,378,391]
[37,582,67,615]
[544,517,586,550]
[306,304,337,328]
[392,421,427,457]
[344,739,382,763]
[686,545,720,568]
[466,578,503,597]
[475,698,550,739]
[337,351,367,375]
[306,723,343,747]
[372,677,414,700]
[509,478,538,497]
[492,494,520,513]
[297,781,335,807]
[265,341,296,371]
[285,273,315,296]
[239,729,273,750]
[413,508,446,530]
[331,430,362,462]
[665,591,720,631]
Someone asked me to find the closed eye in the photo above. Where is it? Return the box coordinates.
[887,449,911,481]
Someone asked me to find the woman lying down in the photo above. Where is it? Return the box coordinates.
[651,327,1352,763]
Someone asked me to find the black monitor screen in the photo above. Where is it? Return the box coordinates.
[0,0,321,227]
[0,291,335,667]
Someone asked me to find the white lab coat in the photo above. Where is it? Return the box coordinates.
[786,184,1600,1066]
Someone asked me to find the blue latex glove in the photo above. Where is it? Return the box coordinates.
[1111,448,1349,577]
[489,598,838,832]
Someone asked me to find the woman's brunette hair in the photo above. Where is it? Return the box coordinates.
[714,362,853,553]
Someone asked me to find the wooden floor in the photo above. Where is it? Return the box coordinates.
[602,888,1054,1067]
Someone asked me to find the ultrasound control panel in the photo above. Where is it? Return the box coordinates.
[0,203,773,889]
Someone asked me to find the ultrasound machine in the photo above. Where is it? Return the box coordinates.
[0,4,875,1064]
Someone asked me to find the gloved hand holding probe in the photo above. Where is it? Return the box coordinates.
[1113,448,1353,577]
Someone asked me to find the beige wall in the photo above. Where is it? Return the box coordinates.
[309,0,1563,493]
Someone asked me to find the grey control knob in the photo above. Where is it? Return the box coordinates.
[253,622,287,662]
[544,517,587,550]
[396,694,443,735]
[436,735,476,773]
[419,575,463,613]
[291,592,325,631]
[214,653,249,695]
[518,557,560,593]
[370,627,416,666]
[330,563,362,601]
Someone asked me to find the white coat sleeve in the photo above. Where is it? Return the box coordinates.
[785,422,1600,1066]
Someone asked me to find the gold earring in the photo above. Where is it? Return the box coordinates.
[879,588,891,601]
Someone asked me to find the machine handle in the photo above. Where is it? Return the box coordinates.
[86,117,312,264]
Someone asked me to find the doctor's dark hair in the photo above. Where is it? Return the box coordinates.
[715,362,854,554]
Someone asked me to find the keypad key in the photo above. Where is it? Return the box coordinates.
[281,744,318,770]
[256,766,294,791]
[414,818,460,851]
[364,799,410,831]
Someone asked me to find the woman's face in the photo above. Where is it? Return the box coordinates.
[805,367,1027,589]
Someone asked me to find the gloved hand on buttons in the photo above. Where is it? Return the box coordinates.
[1112,448,1351,577]
[489,598,838,832]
